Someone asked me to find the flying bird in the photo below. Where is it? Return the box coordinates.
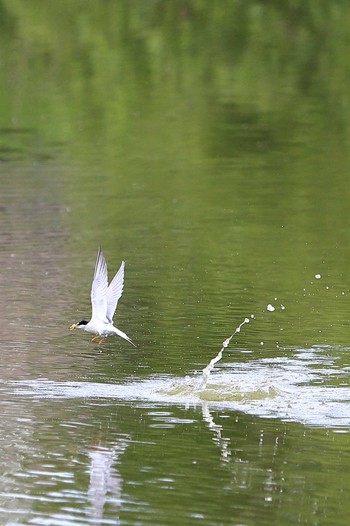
[70,247,135,346]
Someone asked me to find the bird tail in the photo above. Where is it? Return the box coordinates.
[115,327,136,347]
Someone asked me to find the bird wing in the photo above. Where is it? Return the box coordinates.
[90,247,108,322]
[106,260,125,323]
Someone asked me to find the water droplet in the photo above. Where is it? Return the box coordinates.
[244,317,250,323]
[280,304,286,310]
[260,341,264,346]
[315,274,321,279]
[267,304,275,312]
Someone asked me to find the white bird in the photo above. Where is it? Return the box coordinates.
[70,247,135,346]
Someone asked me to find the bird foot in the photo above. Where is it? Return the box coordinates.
[91,335,106,345]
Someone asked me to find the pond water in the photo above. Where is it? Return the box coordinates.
[1,3,350,525]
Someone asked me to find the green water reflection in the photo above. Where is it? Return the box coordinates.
[2,397,350,526]
[1,1,350,525]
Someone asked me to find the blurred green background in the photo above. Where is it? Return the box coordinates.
[2,0,350,365]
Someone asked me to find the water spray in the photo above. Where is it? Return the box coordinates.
[201,317,250,388]
[200,272,336,389]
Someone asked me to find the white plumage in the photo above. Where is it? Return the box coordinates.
[70,248,135,346]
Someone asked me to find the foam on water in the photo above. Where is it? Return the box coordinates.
[10,346,350,428]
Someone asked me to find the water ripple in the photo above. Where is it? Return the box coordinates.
[9,346,350,428]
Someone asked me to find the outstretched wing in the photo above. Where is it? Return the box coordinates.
[90,247,108,322]
[106,260,125,323]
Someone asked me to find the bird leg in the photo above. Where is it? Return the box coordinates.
[98,337,106,345]
[91,335,100,342]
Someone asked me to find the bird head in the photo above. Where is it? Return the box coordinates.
[70,320,88,330]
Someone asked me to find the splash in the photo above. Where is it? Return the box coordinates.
[201,317,250,388]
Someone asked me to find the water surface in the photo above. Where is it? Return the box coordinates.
[1,2,350,525]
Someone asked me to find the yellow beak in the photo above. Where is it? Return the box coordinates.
[69,324,77,331]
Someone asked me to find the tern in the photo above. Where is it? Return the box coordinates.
[70,247,135,346]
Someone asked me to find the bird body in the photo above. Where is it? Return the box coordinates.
[70,248,135,346]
